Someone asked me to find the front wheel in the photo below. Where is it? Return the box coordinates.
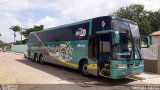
[80,61,89,76]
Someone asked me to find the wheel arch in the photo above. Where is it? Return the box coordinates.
[34,53,38,58]
[79,58,88,70]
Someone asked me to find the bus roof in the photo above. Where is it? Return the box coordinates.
[113,16,137,25]
[29,16,137,35]
[30,18,92,35]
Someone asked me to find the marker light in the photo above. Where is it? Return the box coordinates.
[139,63,144,66]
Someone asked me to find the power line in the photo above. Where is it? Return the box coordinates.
[0,0,16,5]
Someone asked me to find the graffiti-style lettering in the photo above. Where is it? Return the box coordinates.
[48,41,74,61]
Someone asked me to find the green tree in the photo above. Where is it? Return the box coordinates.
[0,40,4,44]
[149,10,160,32]
[0,40,4,47]
[22,25,44,38]
[113,4,154,37]
[9,25,21,44]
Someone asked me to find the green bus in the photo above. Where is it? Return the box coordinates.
[27,16,148,79]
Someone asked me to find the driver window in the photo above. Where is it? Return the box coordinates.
[120,35,129,52]
[99,35,111,59]
[100,41,110,52]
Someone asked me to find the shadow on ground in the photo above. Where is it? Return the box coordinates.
[15,58,137,87]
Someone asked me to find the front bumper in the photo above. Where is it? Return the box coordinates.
[110,66,144,79]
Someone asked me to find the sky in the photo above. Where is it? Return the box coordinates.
[0,0,160,43]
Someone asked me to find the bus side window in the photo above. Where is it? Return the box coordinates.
[89,36,97,60]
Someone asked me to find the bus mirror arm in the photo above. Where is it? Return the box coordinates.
[96,30,120,44]
[141,36,151,48]
[113,31,120,44]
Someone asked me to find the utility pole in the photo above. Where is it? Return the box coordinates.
[0,33,1,41]
[14,32,16,44]
[21,27,22,42]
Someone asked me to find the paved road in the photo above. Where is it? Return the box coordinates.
[0,52,149,90]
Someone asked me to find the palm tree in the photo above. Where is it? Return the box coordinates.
[9,25,21,44]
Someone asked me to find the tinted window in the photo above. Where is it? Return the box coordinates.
[38,23,89,42]
[28,34,39,43]
[92,16,112,34]
[28,22,89,43]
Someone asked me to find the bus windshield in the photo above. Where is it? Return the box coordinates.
[112,19,141,60]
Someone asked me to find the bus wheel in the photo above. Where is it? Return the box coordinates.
[34,54,39,63]
[39,55,45,64]
[24,54,27,58]
[80,61,89,76]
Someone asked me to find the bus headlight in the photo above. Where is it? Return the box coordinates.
[139,63,144,66]
[115,64,127,68]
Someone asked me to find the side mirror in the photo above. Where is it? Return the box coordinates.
[114,31,120,44]
[141,36,151,48]
[96,30,120,44]
[112,31,120,45]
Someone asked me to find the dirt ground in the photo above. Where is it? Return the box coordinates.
[0,52,160,90]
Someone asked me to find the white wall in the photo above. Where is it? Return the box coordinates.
[141,45,158,60]
[152,36,160,45]
[11,44,27,54]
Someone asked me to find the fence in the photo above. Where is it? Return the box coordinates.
[141,45,160,73]
[141,45,158,60]
[11,44,27,54]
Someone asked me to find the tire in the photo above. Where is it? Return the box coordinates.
[80,61,89,76]
[24,54,27,58]
[34,54,39,63]
[39,54,45,64]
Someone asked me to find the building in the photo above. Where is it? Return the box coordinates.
[150,31,160,45]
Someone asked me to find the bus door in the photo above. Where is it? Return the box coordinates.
[98,34,111,76]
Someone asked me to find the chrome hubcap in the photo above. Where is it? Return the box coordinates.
[35,56,38,62]
[83,64,88,73]
[40,56,43,63]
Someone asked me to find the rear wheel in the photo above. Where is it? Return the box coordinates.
[34,54,39,63]
[24,54,27,58]
[80,61,89,76]
[39,54,45,64]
